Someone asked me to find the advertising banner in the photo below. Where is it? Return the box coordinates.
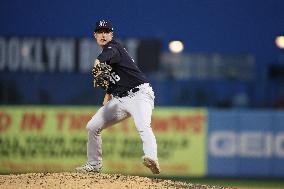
[207,110,284,177]
[0,106,207,176]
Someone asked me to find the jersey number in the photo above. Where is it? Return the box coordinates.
[109,72,120,84]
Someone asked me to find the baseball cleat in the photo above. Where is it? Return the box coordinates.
[75,162,102,173]
[142,156,161,174]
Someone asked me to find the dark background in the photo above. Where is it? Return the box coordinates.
[1,0,284,107]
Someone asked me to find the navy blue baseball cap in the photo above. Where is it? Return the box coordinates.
[95,20,113,32]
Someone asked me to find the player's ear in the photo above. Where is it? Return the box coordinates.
[93,32,97,38]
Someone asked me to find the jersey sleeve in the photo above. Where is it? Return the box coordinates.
[97,45,121,64]
[106,88,111,94]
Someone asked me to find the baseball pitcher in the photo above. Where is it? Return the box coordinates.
[75,20,160,174]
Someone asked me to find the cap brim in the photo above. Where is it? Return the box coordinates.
[95,27,113,32]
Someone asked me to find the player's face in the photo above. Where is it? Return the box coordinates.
[94,29,113,47]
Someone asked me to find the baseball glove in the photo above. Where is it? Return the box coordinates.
[92,62,112,90]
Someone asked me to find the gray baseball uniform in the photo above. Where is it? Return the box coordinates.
[87,40,158,167]
[76,20,160,174]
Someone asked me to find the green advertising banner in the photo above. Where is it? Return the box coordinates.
[0,106,207,176]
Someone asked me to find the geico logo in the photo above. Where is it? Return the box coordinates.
[209,131,284,158]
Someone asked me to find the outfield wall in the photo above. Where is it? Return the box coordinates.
[0,106,283,177]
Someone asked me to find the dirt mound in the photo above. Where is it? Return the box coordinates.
[0,172,235,189]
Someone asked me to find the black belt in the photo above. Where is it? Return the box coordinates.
[113,87,140,98]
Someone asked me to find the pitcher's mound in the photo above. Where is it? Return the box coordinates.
[0,172,235,189]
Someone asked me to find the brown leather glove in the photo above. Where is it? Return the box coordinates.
[92,63,112,90]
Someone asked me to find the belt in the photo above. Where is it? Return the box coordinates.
[113,87,140,98]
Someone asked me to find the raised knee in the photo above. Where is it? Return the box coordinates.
[86,121,95,131]
[86,120,102,134]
